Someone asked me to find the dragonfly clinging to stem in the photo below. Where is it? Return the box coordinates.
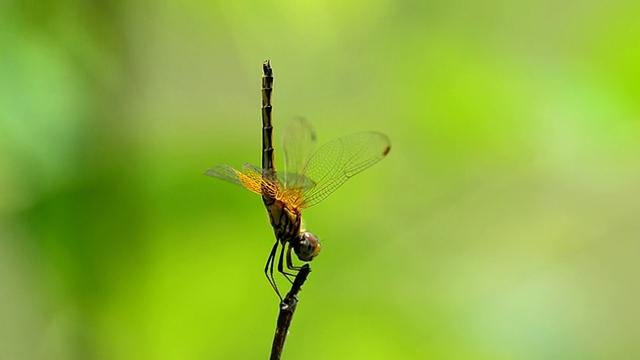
[206,60,391,299]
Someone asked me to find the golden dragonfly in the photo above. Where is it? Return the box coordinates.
[206,61,390,299]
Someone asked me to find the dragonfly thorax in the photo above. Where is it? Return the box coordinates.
[293,231,321,262]
[268,202,320,261]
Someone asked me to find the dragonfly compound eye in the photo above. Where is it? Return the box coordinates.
[295,231,321,262]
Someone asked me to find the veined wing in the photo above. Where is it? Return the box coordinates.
[282,117,317,190]
[205,164,280,198]
[296,131,391,209]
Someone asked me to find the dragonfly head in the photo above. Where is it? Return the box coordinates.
[294,231,321,262]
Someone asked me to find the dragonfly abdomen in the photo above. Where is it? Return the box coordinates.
[261,61,276,177]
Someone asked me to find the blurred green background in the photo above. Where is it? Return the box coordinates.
[2,0,640,359]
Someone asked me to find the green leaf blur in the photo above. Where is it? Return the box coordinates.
[1,0,639,359]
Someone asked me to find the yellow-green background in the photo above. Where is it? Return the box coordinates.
[2,1,639,359]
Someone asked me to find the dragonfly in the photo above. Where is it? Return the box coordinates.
[205,60,390,299]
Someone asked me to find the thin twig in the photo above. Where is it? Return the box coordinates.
[269,264,312,360]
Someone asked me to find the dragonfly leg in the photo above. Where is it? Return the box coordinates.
[277,241,297,283]
[286,244,303,271]
[264,239,282,300]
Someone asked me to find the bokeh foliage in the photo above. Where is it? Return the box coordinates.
[1,0,639,359]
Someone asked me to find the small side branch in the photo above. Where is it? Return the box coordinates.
[269,264,312,360]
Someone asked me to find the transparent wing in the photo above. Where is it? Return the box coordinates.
[204,164,249,188]
[298,131,391,208]
[282,117,317,190]
[205,164,278,196]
